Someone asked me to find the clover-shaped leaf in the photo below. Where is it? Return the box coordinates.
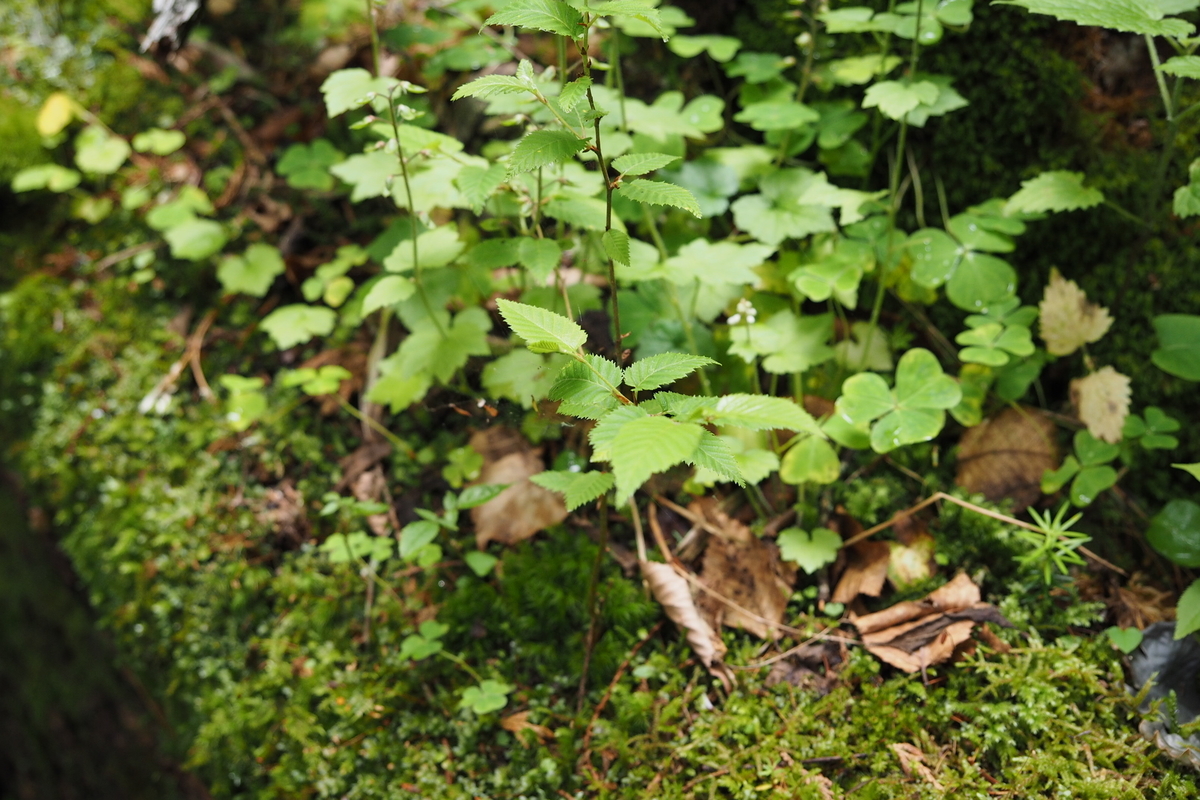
[778,527,842,573]
[459,679,514,714]
[277,139,344,190]
[906,222,1017,311]
[835,348,961,452]
[955,322,1034,367]
[280,365,352,396]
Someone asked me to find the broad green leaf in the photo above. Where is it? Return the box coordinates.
[823,413,871,450]
[455,163,507,213]
[400,520,440,559]
[362,275,416,314]
[948,214,1015,252]
[777,527,842,573]
[457,484,509,509]
[486,0,584,36]
[11,164,82,193]
[482,350,565,408]
[1148,499,1200,567]
[779,436,840,485]
[383,226,464,272]
[544,191,612,230]
[451,74,533,101]
[1175,579,1200,639]
[833,320,894,372]
[1174,183,1200,218]
[1005,170,1104,214]
[519,237,563,282]
[1105,626,1144,653]
[862,80,940,120]
[730,169,838,245]
[558,76,592,112]
[664,239,775,286]
[689,431,746,485]
[659,158,741,217]
[904,75,969,127]
[365,367,432,412]
[509,130,585,177]
[276,139,344,191]
[217,243,286,296]
[1070,465,1117,506]
[329,150,397,202]
[1160,54,1200,78]
[589,405,649,461]
[459,679,514,714]
[530,470,616,511]
[497,298,587,352]
[260,304,338,349]
[624,353,716,391]
[994,0,1196,37]
[668,34,741,62]
[466,239,519,269]
[706,394,824,436]
[280,365,352,395]
[617,179,702,217]
[950,363,994,427]
[612,152,680,176]
[1151,314,1200,380]
[726,51,792,83]
[320,68,398,117]
[164,218,227,261]
[945,253,1017,311]
[548,355,624,418]
[132,128,186,155]
[464,551,499,577]
[392,308,491,383]
[610,416,704,503]
[1175,462,1200,483]
[602,229,631,266]
[827,54,903,85]
[733,100,820,132]
[74,125,131,175]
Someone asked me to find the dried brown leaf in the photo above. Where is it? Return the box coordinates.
[470,428,567,547]
[641,560,732,689]
[1071,366,1131,444]
[499,711,553,744]
[697,533,795,639]
[831,541,890,604]
[955,406,1059,512]
[1038,268,1113,356]
[891,743,944,791]
[351,468,390,537]
[257,481,309,545]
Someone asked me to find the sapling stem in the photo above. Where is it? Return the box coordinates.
[577,491,610,711]
[365,0,380,78]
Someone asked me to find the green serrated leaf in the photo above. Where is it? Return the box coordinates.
[530,470,615,511]
[455,163,508,213]
[617,178,702,216]
[497,298,588,352]
[610,416,704,503]
[602,229,631,266]
[706,394,824,436]
[994,0,1196,38]
[589,405,649,461]
[485,0,585,36]
[689,431,746,485]
[451,74,533,101]
[508,130,589,176]
[1160,54,1200,78]
[548,355,624,418]
[558,76,592,111]
[624,353,716,391]
[1006,170,1104,214]
[612,152,680,176]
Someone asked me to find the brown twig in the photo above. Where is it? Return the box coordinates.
[93,241,160,272]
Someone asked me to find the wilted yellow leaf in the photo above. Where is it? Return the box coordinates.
[1038,268,1113,356]
[1071,366,1131,444]
[37,92,76,137]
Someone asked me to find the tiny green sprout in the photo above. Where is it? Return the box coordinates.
[1018,503,1090,584]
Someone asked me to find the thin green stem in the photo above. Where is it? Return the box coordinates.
[338,396,414,455]
[776,3,819,165]
[610,29,629,132]
[437,650,483,683]
[365,0,380,77]
[386,88,445,337]
[1103,199,1153,229]
[1147,34,1175,120]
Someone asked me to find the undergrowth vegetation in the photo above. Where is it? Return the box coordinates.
[3,0,1200,796]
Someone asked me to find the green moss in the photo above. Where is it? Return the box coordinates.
[0,94,48,184]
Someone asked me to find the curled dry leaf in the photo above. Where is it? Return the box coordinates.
[469,428,568,547]
[641,560,733,690]
[765,637,847,694]
[693,501,796,639]
[956,406,1058,512]
[1071,366,1131,444]
[850,573,1013,673]
[499,711,553,745]
[831,540,890,604]
[1038,268,1113,356]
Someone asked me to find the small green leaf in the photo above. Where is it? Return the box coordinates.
[455,163,508,213]
[11,164,82,193]
[132,128,186,155]
[624,353,716,391]
[994,0,1195,38]
[362,275,416,315]
[862,80,940,120]
[451,73,533,101]
[668,34,741,62]
[519,238,563,282]
[383,226,464,272]
[530,470,615,511]
[1175,579,1200,639]
[320,68,397,117]
[836,372,894,425]
[276,139,344,191]
[612,152,680,176]
[1151,314,1200,381]
[217,243,285,297]
[589,405,649,461]
[164,218,227,261]
[1104,625,1144,653]
[1042,455,1080,494]
[1160,54,1200,78]
[1174,462,1200,483]
[400,520,440,560]
[548,355,623,418]
[1005,170,1104,214]
[74,125,131,175]
[616,179,702,217]
[508,130,588,176]
[457,484,509,509]
[602,229,631,266]
[497,298,588,352]
[1074,429,1120,466]
[779,436,840,485]
[689,431,746,485]
[734,100,820,132]
[459,679,514,714]
[1148,499,1200,567]
[610,416,704,503]
[558,75,592,112]
[1070,465,1117,507]
[778,527,842,573]
[485,0,584,36]
[260,304,338,349]
[464,551,499,577]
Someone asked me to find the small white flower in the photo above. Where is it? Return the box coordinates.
[727,298,757,325]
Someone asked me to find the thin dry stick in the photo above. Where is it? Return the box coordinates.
[654,495,724,540]
[630,497,647,563]
[841,491,1126,575]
